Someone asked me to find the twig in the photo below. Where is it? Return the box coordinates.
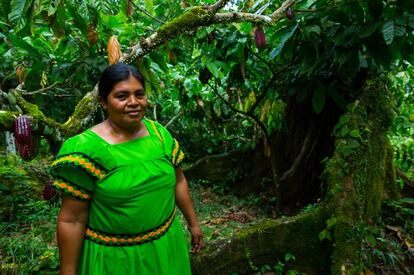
[165,111,183,128]
[207,81,270,146]
[280,130,311,181]
[130,0,165,24]
[20,82,60,95]
[153,104,157,121]
[396,168,414,188]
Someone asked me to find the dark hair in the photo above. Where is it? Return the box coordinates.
[98,63,146,101]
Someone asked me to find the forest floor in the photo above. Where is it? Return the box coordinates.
[0,158,413,274]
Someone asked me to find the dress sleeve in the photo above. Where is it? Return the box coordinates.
[50,138,104,201]
[149,120,186,168]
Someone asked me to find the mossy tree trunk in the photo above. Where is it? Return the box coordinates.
[189,77,400,274]
[324,78,400,274]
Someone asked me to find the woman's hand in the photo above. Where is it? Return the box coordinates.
[188,224,204,253]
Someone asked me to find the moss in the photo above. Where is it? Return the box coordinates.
[0,110,19,130]
[324,77,399,274]
[14,91,60,130]
[62,92,98,137]
[191,207,331,274]
[157,7,212,40]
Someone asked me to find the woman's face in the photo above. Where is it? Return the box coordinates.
[101,75,147,129]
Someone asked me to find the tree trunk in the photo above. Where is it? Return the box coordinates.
[325,78,400,274]
[189,77,400,274]
[191,207,331,274]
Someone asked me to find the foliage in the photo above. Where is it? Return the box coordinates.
[0,157,59,273]
[361,198,414,274]
[389,65,414,182]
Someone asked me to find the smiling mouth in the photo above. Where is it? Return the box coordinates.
[126,111,141,116]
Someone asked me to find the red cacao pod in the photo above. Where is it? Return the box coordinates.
[14,115,31,144]
[14,115,40,161]
[43,180,57,201]
[254,26,266,49]
[286,7,294,21]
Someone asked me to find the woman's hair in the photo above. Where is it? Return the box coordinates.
[98,63,146,101]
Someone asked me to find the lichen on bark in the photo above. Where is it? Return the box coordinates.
[324,77,400,274]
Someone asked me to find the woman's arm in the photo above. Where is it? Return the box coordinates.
[174,168,204,253]
[57,195,90,275]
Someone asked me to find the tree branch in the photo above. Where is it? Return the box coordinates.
[271,0,295,20]
[396,168,414,189]
[207,82,271,146]
[121,0,294,64]
[130,0,166,24]
[280,131,311,182]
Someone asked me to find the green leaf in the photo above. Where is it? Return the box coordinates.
[382,21,395,45]
[349,129,361,137]
[400,198,414,204]
[240,22,252,34]
[312,83,325,113]
[304,25,321,35]
[7,34,43,59]
[206,61,219,78]
[269,23,298,59]
[319,229,331,241]
[9,0,34,33]
[144,0,154,16]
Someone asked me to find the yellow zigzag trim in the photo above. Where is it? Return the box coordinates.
[52,155,105,179]
[52,179,91,200]
[175,150,185,166]
[171,139,180,162]
[85,208,176,245]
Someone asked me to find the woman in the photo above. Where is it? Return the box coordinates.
[50,63,203,274]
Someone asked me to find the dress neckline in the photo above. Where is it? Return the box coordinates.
[87,118,152,146]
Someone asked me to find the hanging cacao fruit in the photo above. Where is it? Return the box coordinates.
[286,7,294,21]
[254,26,266,49]
[43,180,57,201]
[14,115,40,161]
[87,25,99,45]
[127,0,133,17]
[16,65,27,84]
[107,36,122,65]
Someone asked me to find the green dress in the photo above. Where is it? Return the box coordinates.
[50,118,191,275]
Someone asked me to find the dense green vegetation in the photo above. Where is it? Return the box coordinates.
[1,0,413,274]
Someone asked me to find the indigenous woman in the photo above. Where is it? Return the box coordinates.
[50,63,203,274]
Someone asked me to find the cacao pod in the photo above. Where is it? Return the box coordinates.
[43,180,57,201]
[286,7,294,21]
[16,65,27,84]
[127,0,133,17]
[198,67,212,85]
[254,26,266,49]
[14,115,40,161]
[87,25,99,45]
[107,36,122,65]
